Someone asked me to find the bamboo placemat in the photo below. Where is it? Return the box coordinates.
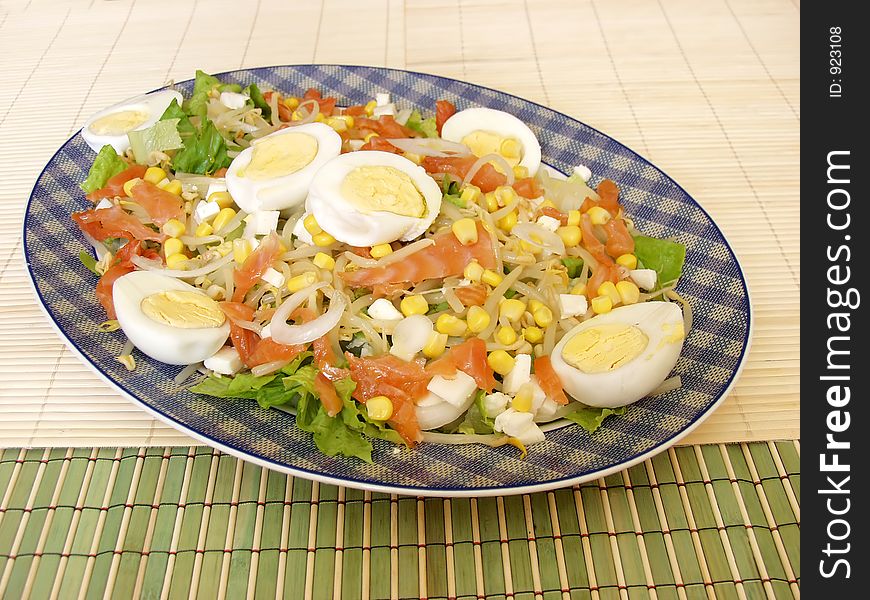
[0,0,798,447]
[0,442,800,599]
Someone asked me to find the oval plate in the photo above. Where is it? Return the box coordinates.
[24,65,751,497]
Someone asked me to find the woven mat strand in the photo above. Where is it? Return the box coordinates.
[0,0,799,447]
[0,442,800,599]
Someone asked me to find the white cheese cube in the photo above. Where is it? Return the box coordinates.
[534,398,562,422]
[494,409,546,445]
[194,200,220,224]
[220,91,249,110]
[95,198,114,210]
[536,215,561,232]
[244,211,280,237]
[558,294,588,318]
[529,376,547,412]
[368,298,403,321]
[426,371,477,407]
[629,269,658,291]
[376,92,391,106]
[292,215,313,245]
[483,392,511,418]
[205,182,227,201]
[502,353,531,395]
[204,346,243,375]
[572,164,592,182]
[373,103,396,117]
[261,267,285,288]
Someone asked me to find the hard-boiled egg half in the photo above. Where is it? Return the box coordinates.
[550,302,685,408]
[81,90,183,154]
[113,271,230,365]
[440,107,542,176]
[226,122,342,214]
[305,150,442,247]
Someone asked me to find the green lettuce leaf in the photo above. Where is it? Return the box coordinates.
[457,391,494,435]
[80,145,127,193]
[405,110,438,138]
[245,83,271,119]
[127,118,184,164]
[561,257,584,279]
[78,251,99,275]
[186,69,222,118]
[159,99,196,137]
[563,405,625,434]
[632,235,686,287]
[170,119,232,175]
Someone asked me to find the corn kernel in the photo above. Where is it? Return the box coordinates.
[587,206,611,225]
[214,241,233,257]
[123,178,142,197]
[163,179,183,196]
[616,280,640,305]
[404,152,423,165]
[452,218,478,245]
[571,283,587,296]
[616,254,638,269]
[527,299,543,313]
[365,100,377,116]
[538,199,557,210]
[422,331,449,359]
[463,261,484,282]
[366,396,393,421]
[512,383,534,412]
[163,238,184,258]
[340,115,355,129]
[165,253,188,270]
[567,209,581,227]
[597,281,621,305]
[523,326,544,343]
[436,314,467,337]
[287,271,318,293]
[313,252,335,270]
[278,96,296,109]
[195,222,214,237]
[512,165,529,179]
[556,225,582,247]
[363,132,379,143]
[233,239,252,264]
[499,138,522,160]
[208,190,234,209]
[162,218,186,238]
[370,243,393,259]
[495,325,517,346]
[400,295,429,317]
[487,350,515,376]
[466,306,491,334]
[481,269,503,287]
[533,306,553,327]
[494,186,518,207]
[497,210,518,232]
[291,110,302,121]
[312,231,336,247]
[499,299,526,323]
[315,112,325,122]
[303,214,322,235]
[144,167,167,185]
[460,185,481,206]
[591,295,613,314]
[326,116,348,132]
[484,192,499,212]
[212,208,237,232]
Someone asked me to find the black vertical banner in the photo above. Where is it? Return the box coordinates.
[802,2,867,596]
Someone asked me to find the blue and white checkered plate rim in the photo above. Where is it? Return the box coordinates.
[24,65,751,497]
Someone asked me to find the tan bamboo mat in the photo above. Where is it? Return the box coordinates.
[0,0,799,448]
[0,442,800,598]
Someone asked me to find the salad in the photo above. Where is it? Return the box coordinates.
[72,70,690,463]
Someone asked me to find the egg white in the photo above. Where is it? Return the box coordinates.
[113,271,230,365]
[226,122,342,214]
[305,150,442,247]
[81,89,184,154]
[550,302,685,408]
[440,107,542,176]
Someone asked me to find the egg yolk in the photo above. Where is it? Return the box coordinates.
[141,290,226,329]
[90,110,150,136]
[460,131,523,168]
[238,133,319,180]
[340,166,426,218]
[561,323,648,374]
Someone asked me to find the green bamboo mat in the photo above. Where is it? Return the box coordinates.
[0,442,799,599]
